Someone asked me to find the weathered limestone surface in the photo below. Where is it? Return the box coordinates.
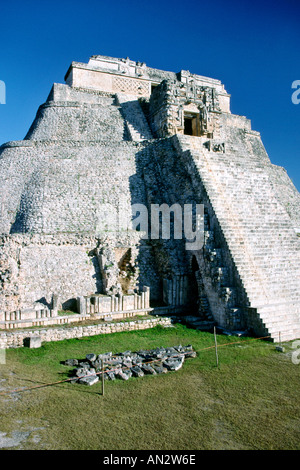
[0,54,299,341]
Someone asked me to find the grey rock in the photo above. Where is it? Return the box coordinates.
[136,350,150,357]
[64,358,78,367]
[153,365,168,374]
[141,364,157,375]
[183,350,197,358]
[93,360,102,369]
[165,347,177,356]
[150,347,166,359]
[132,361,143,368]
[86,353,97,362]
[163,356,184,371]
[120,350,131,357]
[122,359,133,368]
[97,352,112,361]
[131,366,144,378]
[75,367,96,378]
[105,357,123,366]
[78,375,99,386]
[105,371,116,380]
[78,361,90,369]
[75,367,88,378]
[132,357,143,366]
[116,370,132,381]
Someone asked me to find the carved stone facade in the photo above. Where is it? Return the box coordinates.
[148,78,221,138]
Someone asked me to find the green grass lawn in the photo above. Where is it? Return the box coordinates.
[0,324,299,450]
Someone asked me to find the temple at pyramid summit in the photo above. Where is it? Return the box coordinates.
[0,54,300,342]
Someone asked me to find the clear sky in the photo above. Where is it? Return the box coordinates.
[0,0,299,189]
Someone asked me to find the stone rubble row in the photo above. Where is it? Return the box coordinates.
[64,345,197,386]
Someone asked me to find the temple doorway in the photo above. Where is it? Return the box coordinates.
[190,255,211,318]
[184,112,200,136]
[189,256,200,313]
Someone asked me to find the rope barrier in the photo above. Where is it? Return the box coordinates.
[0,334,271,396]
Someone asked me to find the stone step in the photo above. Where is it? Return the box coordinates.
[256,301,300,314]
[180,316,216,331]
[262,312,300,323]
[270,328,300,343]
[266,321,300,334]
[115,93,153,141]
[263,311,300,324]
[175,135,300,341]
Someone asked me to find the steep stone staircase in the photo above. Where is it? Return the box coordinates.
[175,134,300,341]
[138,137,243,332]
[116,93,153,142]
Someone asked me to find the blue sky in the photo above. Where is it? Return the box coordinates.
[0,0,299,189]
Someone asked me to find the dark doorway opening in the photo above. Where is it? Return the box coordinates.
[151,83,158,94]
[191,255,211,319]
[192,255,200,273]
[189,256,200,313]
[184,117,193,135]
[184,113,200,136]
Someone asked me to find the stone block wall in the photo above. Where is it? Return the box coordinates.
[0,230,162,313]
[0,234,102,312]
[0,316,172,349]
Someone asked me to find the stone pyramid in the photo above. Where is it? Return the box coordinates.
[0,55,299,341]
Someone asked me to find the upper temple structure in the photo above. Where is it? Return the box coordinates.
[0,54,300,341]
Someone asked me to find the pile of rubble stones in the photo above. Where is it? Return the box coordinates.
[63,345,197,386]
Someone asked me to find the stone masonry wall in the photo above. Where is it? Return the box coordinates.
[0,316,172,349]
[0,234,102,312]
